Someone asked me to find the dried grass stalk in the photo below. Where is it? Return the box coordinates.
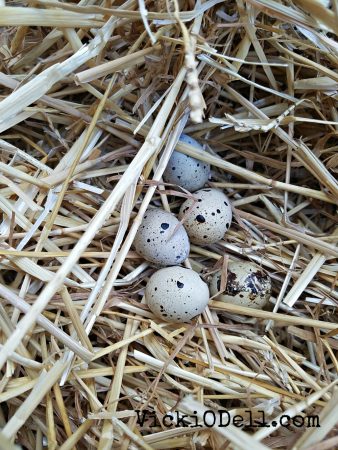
[0,0,337,449]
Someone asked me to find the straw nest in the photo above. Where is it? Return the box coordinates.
[0,1,337,449]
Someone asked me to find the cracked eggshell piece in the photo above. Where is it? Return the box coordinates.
[179,188,232,244]
[146,266,210,322]
[163,134,210,192]
[133,208,190,266]
[210,261,271,309]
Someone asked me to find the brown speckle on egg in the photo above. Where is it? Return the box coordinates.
[210,261,271,309]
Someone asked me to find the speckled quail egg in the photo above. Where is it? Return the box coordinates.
[210,261,271,309]
[145,266,210,322]
[134,208,190,266]
[163,134,210,192]
[178,188,232,244]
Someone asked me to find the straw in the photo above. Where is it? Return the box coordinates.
[0,0,337,448]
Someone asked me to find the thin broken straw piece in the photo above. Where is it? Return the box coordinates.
[0,7,103,27]
[0,284,93,362]
[210,301,338,330]
[75,46,160,83]
[283,253,327,307]
[2,360,67,439]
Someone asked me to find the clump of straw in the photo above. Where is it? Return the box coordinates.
[0,0,337,449]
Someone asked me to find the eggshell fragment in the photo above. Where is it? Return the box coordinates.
[210,261,271,309]
[134,208,190,266]
[163,134,210,192]
[179,188,232,244]
[146,266,209,322]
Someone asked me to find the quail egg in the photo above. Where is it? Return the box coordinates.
[179,188,232,244]
[163,134,210,192]
[134,208,190,266]
[146,266,210,322]
[210,261,271,308]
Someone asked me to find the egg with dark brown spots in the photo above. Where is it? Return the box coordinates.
[178,188,232,244]
[134,208,190,266]
[210,261,271,308]
[146,266,210,322]
[163,134,210,192]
